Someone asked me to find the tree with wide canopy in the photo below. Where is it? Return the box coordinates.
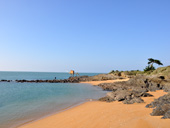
[148,58,163,67]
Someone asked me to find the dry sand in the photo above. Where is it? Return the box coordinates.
[80,78,129,85]
[20,79,170,128]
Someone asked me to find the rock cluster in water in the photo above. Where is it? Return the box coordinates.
[0,74,122,83]
[0,80,12,82]
[0,77,81,83]
[15,77,80,83]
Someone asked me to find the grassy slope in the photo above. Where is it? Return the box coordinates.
[109,66,170,78]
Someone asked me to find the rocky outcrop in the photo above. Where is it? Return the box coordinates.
[98,73,170,119]
[146,93,170,119]
[99,89,153,104]
[98,75,170,92]
[77,74,123,81]
[150,66,170,79]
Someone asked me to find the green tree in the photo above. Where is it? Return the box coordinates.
[148,58,163,67]
[144,58,163,72]
[144,65,155,72]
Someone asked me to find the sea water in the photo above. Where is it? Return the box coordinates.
[0,72,106,128]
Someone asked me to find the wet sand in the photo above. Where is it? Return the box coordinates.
[20,79,170,128]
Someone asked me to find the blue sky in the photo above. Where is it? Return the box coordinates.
[0,0,170,73]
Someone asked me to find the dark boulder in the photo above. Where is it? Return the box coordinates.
[1,79,8,82]
[146,93,170,119]
[151,104,170,116]
[99,89,152,104]
[123,97,144,104]
[162,110,170,119]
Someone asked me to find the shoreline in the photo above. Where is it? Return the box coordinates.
[18,79,127,128]
[16,100,89,128]
[17,79,118,128]
[19,79,170,128]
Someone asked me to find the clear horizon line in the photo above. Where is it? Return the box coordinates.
[0,70,105,74]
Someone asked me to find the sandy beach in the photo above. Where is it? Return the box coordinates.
[20,79,170,128]
[80,78,129,85]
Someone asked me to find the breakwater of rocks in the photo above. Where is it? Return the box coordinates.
[0,74,122,83]
[0,77,80,83]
